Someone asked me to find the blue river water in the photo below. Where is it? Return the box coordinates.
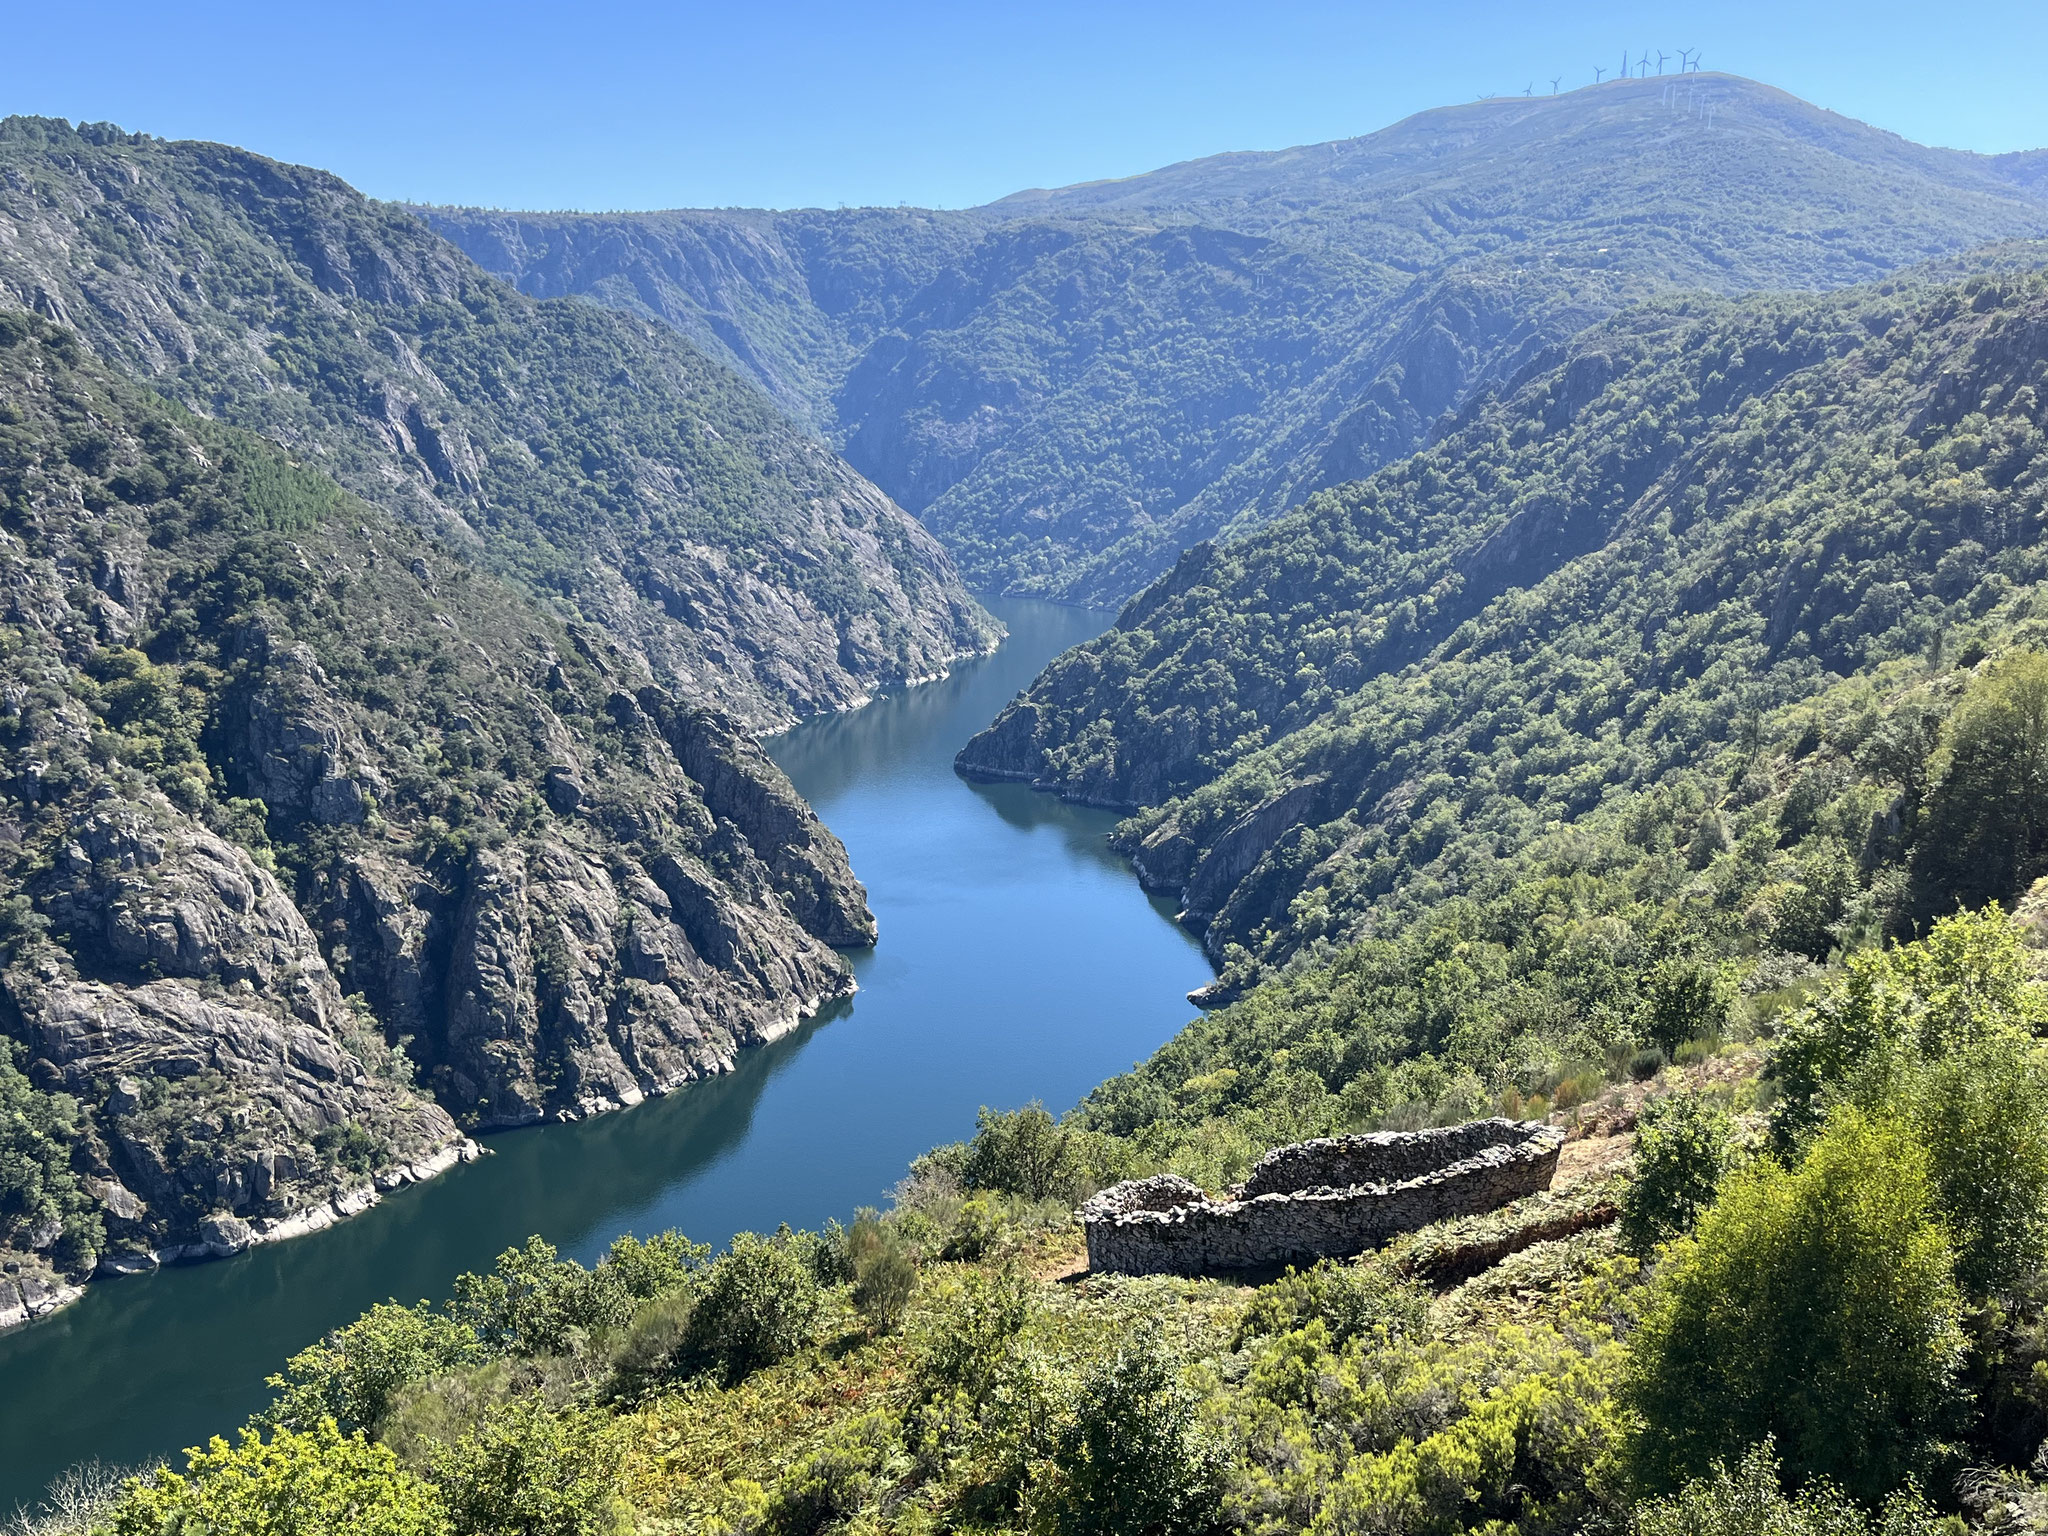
[0,597,1211,1509]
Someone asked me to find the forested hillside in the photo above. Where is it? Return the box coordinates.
[425,76,2048,601]
[0,311,873,1311]
[962,261,2048,1004]
[0,117,997,731]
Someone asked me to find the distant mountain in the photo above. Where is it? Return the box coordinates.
[0,118,997,731]
[423,76,2048,602]
[958,258,2048,995]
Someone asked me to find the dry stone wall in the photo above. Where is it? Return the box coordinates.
[1078,1118,1564,1277]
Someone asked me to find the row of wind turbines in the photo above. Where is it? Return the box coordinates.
[1495,47,1707,100]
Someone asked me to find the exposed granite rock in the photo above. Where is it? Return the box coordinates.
[0,117,1000,733]
[1079,1119,1564,1277]
[0,311,879,1319]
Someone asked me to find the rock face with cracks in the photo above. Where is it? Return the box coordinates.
[0,311,875,1320]
[1078,1119,1565,1277]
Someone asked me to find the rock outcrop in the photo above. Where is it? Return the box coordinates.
[1078,1120,1564,1277]
[0,115,999,734]
[0,311,878,1315]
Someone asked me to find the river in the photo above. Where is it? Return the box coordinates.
[0,597,1212,1511]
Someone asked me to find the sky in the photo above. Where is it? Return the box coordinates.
[6,0,2046,213]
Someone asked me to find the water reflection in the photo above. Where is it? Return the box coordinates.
[0,598,1210,1508]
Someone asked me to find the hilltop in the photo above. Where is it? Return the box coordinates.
[0,118,997,731]
[423,76,2048,601]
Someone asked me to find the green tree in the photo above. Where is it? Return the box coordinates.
[1031,1337,1222,1536]
[262,1301,485,1437]
[684,1231,821,1383]
[1913,653,2048,919]
[1624,1105,1966,1502]
[964,1102,1084,1202]
[0,1040,103,1278]
[1642,957,1738,1053]
[1770,906,2048,1147]
[847,1215,918,1336]
[428,1395,628,1536]
[1622,1093,1737,1256]
[107,1420,449,1536]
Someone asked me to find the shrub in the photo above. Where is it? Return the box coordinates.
[105,1420,448,1536]
[262,1301,485,1436]
[684,1231,821,1383]
[762,1411,908,1536]
[1899,1032,2048,1297]
[449,1232,705,1359]
[428,1395,628,1536]
[944,1194,1004,1260]
[964,1102,1086,1202]
[1643,957,1738,1054]
[1621,1093,1736,1256]
[1770,908,2048,1295]
[909,1263,1033,1407]
[602,1290,696,1402]
[1630,1046,1669,1082]
[1234,1259,1428,1350]
[1031,1336,1222,1536]
[1633,1439,1947,1536]
[849,1219,919,1336]
[1624,1106,1966,1503]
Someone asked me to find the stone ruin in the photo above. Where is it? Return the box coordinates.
[1078,1117,1565,1277]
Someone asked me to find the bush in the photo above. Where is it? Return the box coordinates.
[1630,1046,1669,1082]
[1770,906,2048,1147]
[909,1263,1033,1407]
[262,1301,485,1435]
[684,1231,822,1383]
[105,1420,448,1536]
[428,1395,628,1536]
[1900,1033,2048,1297]
[1233,1258,1428,1350]
[964,1102,1086,1202]
[1621,1093,1736,1256]
[1031,1336,1222,1536]
[602,1290,696,1402]
[944,1194,1004,1260]
[1634,1439,1948,1536]
[1624,1105,1966,1503]
[448,1231,705,1359]
[1642,957,1738,1054]
[1770,908,2048,1295]
[848,1218,918,1336]
[762,1411,908,1536]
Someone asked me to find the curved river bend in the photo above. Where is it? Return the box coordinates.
[0,599,1211,1510]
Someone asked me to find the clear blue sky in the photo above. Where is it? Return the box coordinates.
[6,0,2044,212]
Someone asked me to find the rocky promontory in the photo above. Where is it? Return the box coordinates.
[0,310,878,1321]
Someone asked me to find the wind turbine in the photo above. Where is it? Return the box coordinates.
[1524,82,1534,96]
[1656,50,1669,75]
[1638,51,1651,77]
[1550,75,1563,94]
[1594,63,1608,83]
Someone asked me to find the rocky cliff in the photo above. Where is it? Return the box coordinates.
[0,311,873,1312]
[0,117,998,732]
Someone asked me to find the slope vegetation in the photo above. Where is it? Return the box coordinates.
[0,117,997,730]
[425,76,2048,601]
[962,262,2048,999]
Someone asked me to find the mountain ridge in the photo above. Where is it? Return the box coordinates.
[0,116,998,732]
[422,76,2048,603]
